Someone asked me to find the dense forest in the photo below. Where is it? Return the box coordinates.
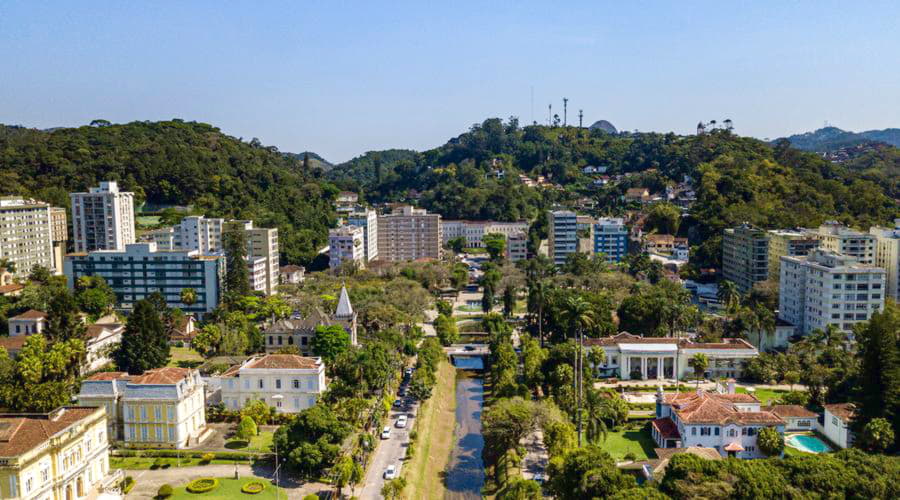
[780,126,900,151]
[0,120,337,265]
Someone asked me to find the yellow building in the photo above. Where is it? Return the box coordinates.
[0,406,121,500]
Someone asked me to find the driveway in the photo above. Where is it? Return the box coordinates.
[124,463,329,499]
[356,396,419,499]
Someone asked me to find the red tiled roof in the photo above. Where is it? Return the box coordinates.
[666,391,782,425]
[0,335,32,352]
[0,284,25,295]
[87,371,128,381]
[0,407,102,457]
[245,354,321,370]
[714,393,760,404]
[280,265,304,273]
[86,323,123,339]
[824,403,856,422]
[9,309,47,320]
[130,367,194,385]
[652,417,681,440]
[766,405,818,419]
[724,442,744,452]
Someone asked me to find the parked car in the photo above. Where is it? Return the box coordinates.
[398,387,407,397]
[381,426,391,439]
[396,415,408,428]
[393,398,403,407]
[383,464,397,479]
[533,472,545,484]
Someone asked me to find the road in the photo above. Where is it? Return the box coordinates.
[520,429,549,483]
[356,393,418,499]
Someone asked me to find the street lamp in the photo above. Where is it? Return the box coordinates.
[272,394,283,500]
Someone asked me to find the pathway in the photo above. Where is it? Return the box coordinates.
[124,464,328,499]
[520,429,548,483]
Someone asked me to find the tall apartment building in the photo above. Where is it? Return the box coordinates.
[722,224,770,294]
[767,229,820,281]
[329,225,366,269]
[593,217,628,262]
[779,250,885,335]
[348,208,378,261]
[0,197,54,278]
[441,220,529,249]
[376,206,442,262]
[64,242,225,314]
[506,232,528,262]
[224,221,279,295]
[177,216,224,253]
[49,206,68,274]
[809,221,876,265]
[870,220,900,300]
[548,210,577,266]
[70,181,135,253]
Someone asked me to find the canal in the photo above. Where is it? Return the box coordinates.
[444,356,486,500]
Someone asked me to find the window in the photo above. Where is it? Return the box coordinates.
[258,379,264,389]
[714,427,720,436]
[276,400,282,408]
[155,427,163,441]
[40,466,49,483]
[308,379,315,390]
[294,398,300,409]
[700,427,711,436]
[268,336,274,345]
[155,406,162,420]
[244,378,250,389]
[168,405,175,421]
[728,429,737,437]
[141,427,148,441]
[832,416,839,425]
[277,336,283,345]
[288,336,294,345]
[25,476,32,493]
[140,406,147,421]
[691,427,697,436]
[293,379,300,389]
[276,379,282,389]
[168,427,175,441]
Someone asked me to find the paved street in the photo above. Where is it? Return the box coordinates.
[356,395,418,499]
[125,463,328,499]
[521,430,548,483]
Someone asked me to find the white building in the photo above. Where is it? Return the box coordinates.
[348,208,379,262]
[84,322,125,373]
[779,249,886,336]
[248,256,269,294]
[809,221,876,265]
[548,210,578,266]
[64,242,225,315]
[279,265,305,285]
[0,197,56,279]
[329,225,366,270]
[7,309,47,336]
[219,354,326,413]
[765,405,818,432]
[506,231,528,262]
[441,220,529,249]
[822,403,856,449]
[174,216,224,254]
[585,333,759,381]
[70,181,135,253]
[651,388,785,459]
[224,221,279,296]
[870,220,900,300]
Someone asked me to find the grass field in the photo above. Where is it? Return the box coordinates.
[225,431,274,453]
[170,478,286,499]
[600,428,657,461]
[403,360,457,500]
[736,387,793,405]
[169,346,204,369]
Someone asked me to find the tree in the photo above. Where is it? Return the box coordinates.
[503,285,516,317]
[114,299,170,374]
[435,299,453,317]
[381,478,407,500]
[27,265,51,284]
[528,279,548,347]
[644,202,681,234]
[180,288,197,308]
[434,313,459,346]
[482,397,538,462]
[43,288,86,342]
[75,276,116,319]
[484,233,507,262]
[854,302,900,446]
[448,237,466,254]
[717,280,740,315]
[498,479,542,500]
[223,224,251,298]
[310,325,351,364]
[236,416,258,440]
[688,353,708,385]
[563,296,595,445]
[757,426,784,456]
[332,455,362,498]
[482,286,495,313]
[860,417,895,453]
[546,445,635,500]
[0,336,85,412]
[783,371,800,392]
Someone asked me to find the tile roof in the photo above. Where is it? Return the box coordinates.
[0,335,32,352]
[244,354,321,370]
[0,407,102,457]
[765,405,818,419]
[86,323,123,339]
[654,447,721,461]
[280,265,304,273]
[584,333,755,351]
[652,417,681,440]
[87,371,129,381]
[0,284,25,295]
[824,403,857,422]
[9,309,47,320]
[665,391,782,425]
[88,367,194,385]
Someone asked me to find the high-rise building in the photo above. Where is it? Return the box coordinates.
[70,181,135,253]
[593,217,628,262]
[64,242,225,314]
[722,224,770,294]
[376,206,442,262]
[870,220,900,300]
[348,208,379,261]
[224,221,279,296]
[548,210,577,266]
[0,197,54,278]
[809,221,876,265]
[767,229,819,281]
[329,225,366,269]
[779,250,885,335]
[506,231,528,262]
[176,216,224,254]
[49,206,68,274]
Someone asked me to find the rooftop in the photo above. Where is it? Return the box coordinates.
[765,405,818,419]
[9,309,47,321]
[824,403,857,422]
[0,407,102,458]
[664,391,782,426]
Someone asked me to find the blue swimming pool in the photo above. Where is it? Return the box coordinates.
[787,434,831,454]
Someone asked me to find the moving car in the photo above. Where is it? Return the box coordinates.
[383,464,397,479]
[381,426,391,439]
[396,415,408,428]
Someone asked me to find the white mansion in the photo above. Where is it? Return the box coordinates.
[219,354,326,413]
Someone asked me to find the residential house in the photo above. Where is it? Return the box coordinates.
[84,322,124,372]
[219,354,326,413]
[7,309,47,336]
[279,265,305,285]
[264,286,357,353]
[168,315,198,347]
[624,187,651,203]
[822,403,856,449]
[764,405,818,432]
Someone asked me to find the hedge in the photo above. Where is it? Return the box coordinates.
[186,478,220,493]
[122,476,136,494]
[241,481,266,494]
[112,449,257,460]
[158,484,174,498]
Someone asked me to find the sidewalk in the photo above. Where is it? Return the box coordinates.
[520,430,548,481]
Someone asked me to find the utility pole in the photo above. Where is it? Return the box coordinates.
[563,98,568,127]
[577,327,584,446]
[578,109,583,128]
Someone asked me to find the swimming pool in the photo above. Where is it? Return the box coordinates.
[786,434,831,454]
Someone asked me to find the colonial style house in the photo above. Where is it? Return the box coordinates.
[218,354,326,413]
[651,387,785,459]
[765,405,818,432]
[264,286,357,354]
[84,322,125,372]
[7,309,47,336]
[279,265,305,285]
[823,403,856,449]
[77,367,209,449]
[585,333,759,381]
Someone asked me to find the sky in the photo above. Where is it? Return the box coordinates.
[2,1,900,163]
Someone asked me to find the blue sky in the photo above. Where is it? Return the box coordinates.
[2,1,899,162]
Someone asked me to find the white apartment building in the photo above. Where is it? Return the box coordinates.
[49,206,68,275]
[377,205,442,262]
[248,256,269,295]
[779,249,886,336]
[870,220,900,300]
[219,354,326,413]
[176,216,224,253]
[225,221,279,296]
[548,210,578,266]
[441,220,529,249]
[0,197,54,278]
[348,208,378,261]
[64,242,224,315]
[329,225,366,270]
[70,181,135,253]
[808,221,876,265]
[506,231,528,262]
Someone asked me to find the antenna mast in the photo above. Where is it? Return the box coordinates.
[578,109,583,128]
[563,98,568,126]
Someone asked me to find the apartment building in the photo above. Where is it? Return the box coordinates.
[548,210,577,266]
[809,221,876,265]
[77,367,208,449]
[176,216,224,253]
[779,249,886,335]
[64,242,224,314]
[870,220,900,300]
[376,205,442,262]
[0,406,120,500]
[767,229,819,281]
[49,207,68,275]
[0,197,54,279]
[593,217,628,263]
[347,208,378,261]
[722,224,770,294]
[219,354,326,413]
[441,220,529,249]
[70,181,135,253]
[506,231,528,262]
[328,225,366,270]
[224,221,279,295]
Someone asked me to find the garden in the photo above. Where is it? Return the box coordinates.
[161,478,287,499]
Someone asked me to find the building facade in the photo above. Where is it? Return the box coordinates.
[870,221,900,300]
[49,207,68,275]
[779,250,886,335]
[64,242,224,314]
[224,221,279,296]
[219,355,326,413]
[329,225,366,270]
[174,216,224,254]
[593,217,627,262]
[548,210,577,266]
[264,286,357,353]
[441,220,529,249]
[822,403,856,449]
[723,224,770,294]
[0,197,54,279]
[347,208,378,262]
[506,232,528,262]
[766,229,819,281]
[810,221,876,265]
[0,406,120,500]
[77,367,208,449]
[376,206,442,262]
[70,181,135,253]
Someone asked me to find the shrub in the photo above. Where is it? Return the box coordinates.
[237,416,258,440]
[157,484,173,498]
[122,476,136,494]
[623,452,637,461]
[151,458,165,469]
[303,495,319,500]
[201,453,215,464]
[241,481,266,494]
[186,478,220,493]
[175,341,185,348]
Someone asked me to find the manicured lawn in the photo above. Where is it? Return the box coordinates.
[456,305,482,313]
[169,347,204,369]
[110,456,250,470]
[225,431,274,453]
[136,215,161,227]
[736,387,794,405]
[600,428,658,461]
[170,478,287,499]
[464,247,487,254]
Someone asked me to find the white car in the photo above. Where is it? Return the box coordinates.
[533,472,545,484]
[383,464,397,479]
[396,415,408,428]
[381,426,391,439]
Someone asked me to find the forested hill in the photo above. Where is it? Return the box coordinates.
[0,120,337,265]
[780,126,900,151]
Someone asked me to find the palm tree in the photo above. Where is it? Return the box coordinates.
[717,280,740,316]
[753,305,775,351]
[563,296,596,446]
[583,389,609,443]
[689,353,709,388]
[180,288,197,308]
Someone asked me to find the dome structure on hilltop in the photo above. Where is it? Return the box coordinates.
[589,120,617,134]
